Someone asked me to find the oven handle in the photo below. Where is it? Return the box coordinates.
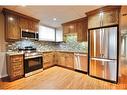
[25,55,42,59]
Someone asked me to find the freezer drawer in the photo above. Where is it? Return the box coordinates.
[89,58,117,81]
[74,53,88,72]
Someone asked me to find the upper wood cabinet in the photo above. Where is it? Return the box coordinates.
[2,8,40,42]
[4,12,21,41]
[19,17,39,32]
[62,17,88,42]
[76,18,88,41]
[19,17,29,30]
[102,10,119,26]
[86,6,121,29]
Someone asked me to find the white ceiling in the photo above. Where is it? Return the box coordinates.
[1,6,102,28]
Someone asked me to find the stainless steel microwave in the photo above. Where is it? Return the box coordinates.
[21,29,38,40]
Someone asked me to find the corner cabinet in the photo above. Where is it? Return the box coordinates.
[43,52,55,69]
[62,17,88,42]
[57,52,74,69]
[2,8,40,42]
[86,6,121,29]
[4,12,21,41]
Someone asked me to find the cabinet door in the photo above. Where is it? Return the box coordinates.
[58,53,66,66]
[77,20,88,41]
[43,52,54,69]
[76,22,82,41]
[88,14,101,29]
[8,55,24,81]
[65,53,74,69]
[102,10,119,26]
[28,20,38,32]
[69,23,76,33]
[5,13,20,41]
[32,21,39,32]
[11,61,24,78]
[19,17,29,29]
[63,24,70,34]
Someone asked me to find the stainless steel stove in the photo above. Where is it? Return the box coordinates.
[19,46,43,77]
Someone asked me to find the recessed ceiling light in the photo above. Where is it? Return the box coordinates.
[53,18,57,21]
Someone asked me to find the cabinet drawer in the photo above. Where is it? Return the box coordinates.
[12,61,23,66]
[12,70,23,77]
[11,55,23,63]
[12,63,23,71]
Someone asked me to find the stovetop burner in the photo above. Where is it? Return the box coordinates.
[18,46,42,58]
[18,46,36,51]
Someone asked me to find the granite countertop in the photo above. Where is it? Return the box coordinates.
[6,51,24,55]
[6,50,87,55]
[55,50,88,54]
[38,50,88,54]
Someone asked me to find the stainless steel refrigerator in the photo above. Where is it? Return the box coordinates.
[88,26,119,83]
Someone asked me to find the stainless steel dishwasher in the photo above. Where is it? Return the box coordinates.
[74,53,88,72]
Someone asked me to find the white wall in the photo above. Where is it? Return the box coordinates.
[0,13,8,78]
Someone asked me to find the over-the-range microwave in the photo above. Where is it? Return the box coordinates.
[21,29,39,40]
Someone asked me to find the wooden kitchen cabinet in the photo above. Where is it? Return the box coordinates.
[103,10,119,26]
[6,54,24,81]
[87,13,101,29]
[57,52,66,67]
[19,17,29,30]
[63,23,76,34]
[63,24,70,34]
[65,53,74,69]
[43,52,55,69]
[19,17,39,32]
[76,18,88,41]
[4,12,21,41]
[86,6,121,29]
[62,17,88,42]
[57,52,74,69]
[3,8,40,42]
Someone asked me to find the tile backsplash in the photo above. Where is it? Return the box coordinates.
[7,39,56,51]
[7,36,88,53]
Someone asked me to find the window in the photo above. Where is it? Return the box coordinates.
[39,25,55,41]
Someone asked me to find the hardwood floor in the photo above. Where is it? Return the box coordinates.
[0,66,127,89]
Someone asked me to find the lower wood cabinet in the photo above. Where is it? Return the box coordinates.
[57,52,74,69]
[6,54,24,81]
[43,52,55,69]
[65,53,74,69]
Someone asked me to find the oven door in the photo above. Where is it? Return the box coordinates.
[24,56,43,74]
